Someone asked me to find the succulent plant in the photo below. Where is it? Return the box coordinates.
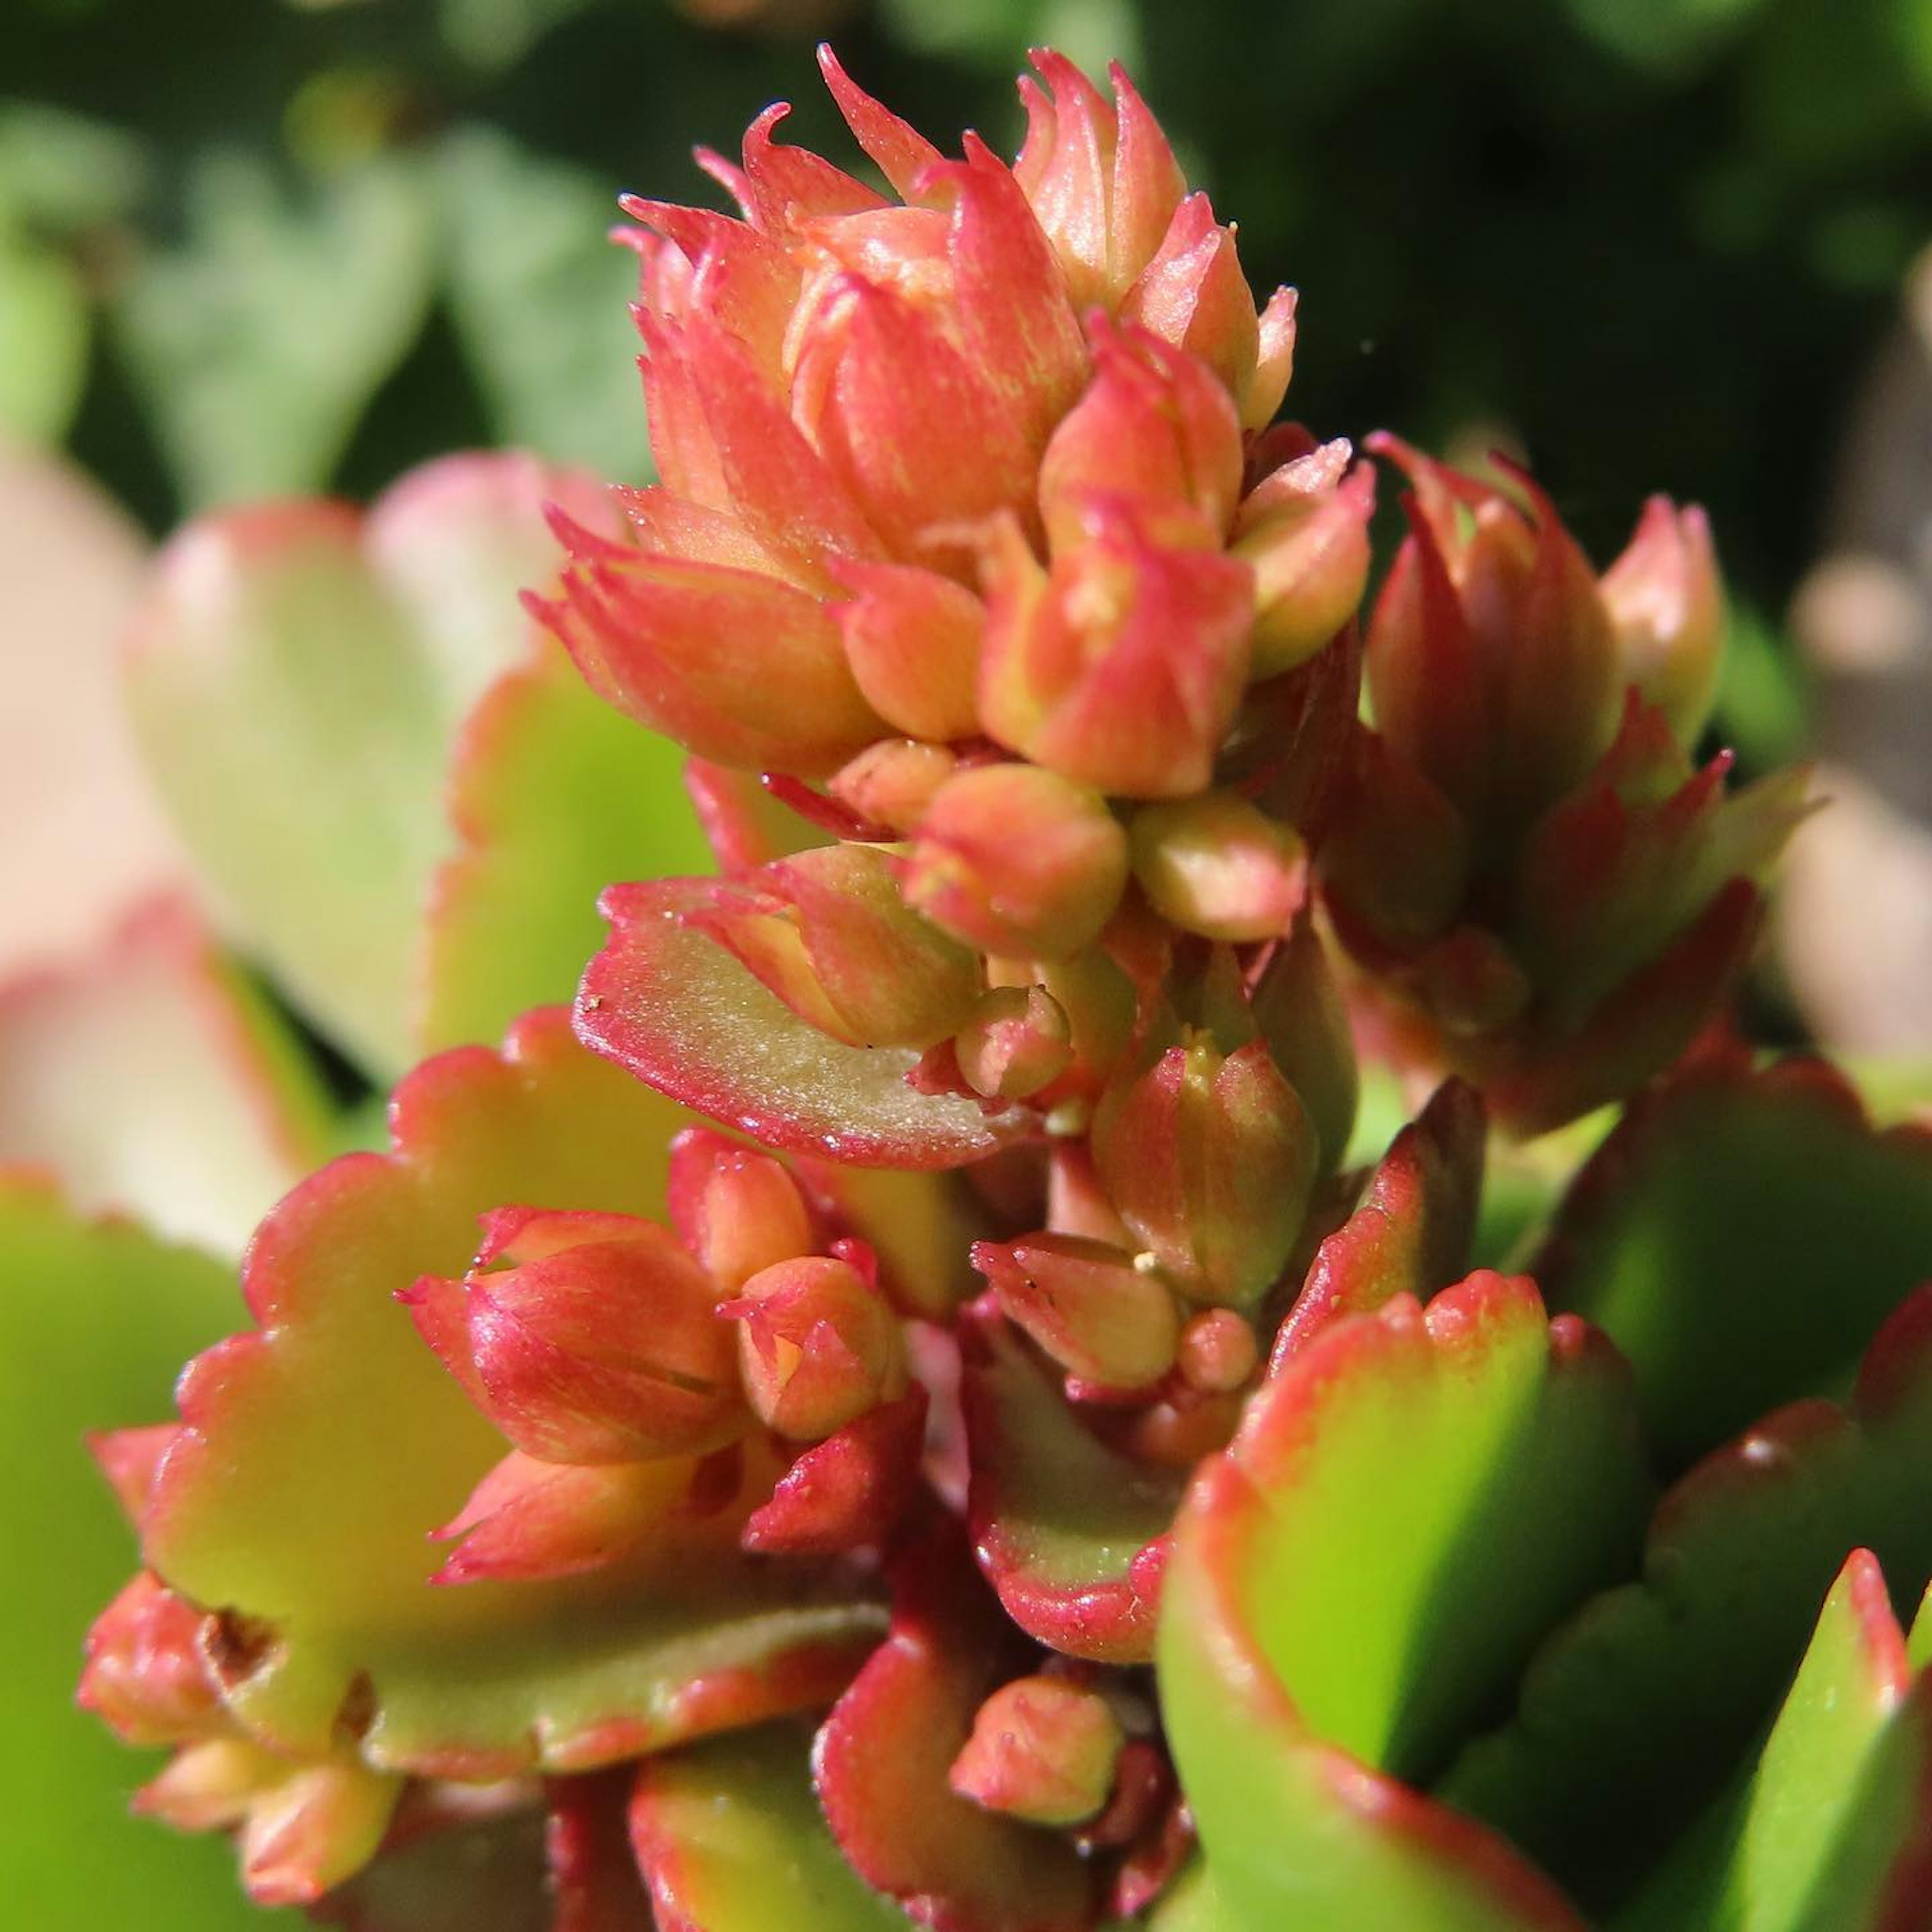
[30,43,1932,1931]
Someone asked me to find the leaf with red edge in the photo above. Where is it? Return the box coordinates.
[0,894,335,1255]
[815,1525,1099,1930]
[960,1305,1183,1664]
[1440,1284,1932,1915]
[1158,1272,1651,1929]
[1539,1043,1932,1472]
[124,453,618,1074]
[743,1390,928,1556]
[141,1009,885,1780]
[578,879,1029,1168]
[631,1722,915,1930]
[1614,1548,1932,1931]
[418,636,710,1054]
[1270,1077,1484,1366]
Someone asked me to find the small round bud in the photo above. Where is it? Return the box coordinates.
[949,1676,1124,1827]
[1176,1308,1259,1393]
[954,985,1074,1100]
[731,1255,904,1441]
[1129,791,1306,943]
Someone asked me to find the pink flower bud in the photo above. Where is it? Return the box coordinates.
[403,1213,743,1465]
[79,1574,224,1747]
[1038,321,1244,552]
[831,559,986,743]
[1128,791,1307,943]
[1599,496,1726,746]
[729,1254,905,1439]
[1234,439,1377,677]
[972,1232,1181,1389]
[1120,196,1296,428]
[1013,54,1187,308]
[691,845,983,1050]
[953,985,1075,1099]
[1175,1307,1259,1393]
[830,739,958,833]
[977,504,1254,799]
[906,763,1129,958]
[666,1130,817,1293]
[1364,438,1621,840]
[949,1675,1126,1826]
[1091,1036,1317,1307]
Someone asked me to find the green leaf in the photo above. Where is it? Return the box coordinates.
[116,154,434,509]
[0,1179,280,1927]
[419,635,707,1053]
[0,220,88,445]
[440,128,651,484]
[1541,1050,1932,1472]
[631,1723,916,1929]
[142,1010,884,1777]
[1441,1287,1932,1913]
[1159,1273,1647,1928]
[125,454,616,1075]
[1615,1549,1932,1931]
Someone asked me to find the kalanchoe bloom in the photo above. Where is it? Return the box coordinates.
[1128,790,1308,942]
[952,984,1076,1100]
[1322,440,1810,1132]
[973,1231,1183,1390]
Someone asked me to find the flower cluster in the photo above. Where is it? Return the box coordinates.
[67,46,1932,1932]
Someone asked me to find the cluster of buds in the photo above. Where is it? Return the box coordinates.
[1321,439,1809,1131]
[400,1131,921,1580]
[74,42,1832,1932]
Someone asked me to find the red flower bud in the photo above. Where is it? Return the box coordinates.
[972,1232,1181,1389]
[831,560,985,744]
[1038,320,1244,552]
[1128,791,1307,943]
[977,504,1253,799]
[1091,1036,1317,1307]
[691,845,983,1050]
[949,1675,1126,1826]
[403,1211,743,1464]
[953,985,1075,1100]
[830,739,958,834]
[1175,1307,1259,1394]
[666,1130,817,1293]
[907,763,1129,958]
[79,1574,225,1747]
[728,1254,905,1440]
[1234,438,1377,677]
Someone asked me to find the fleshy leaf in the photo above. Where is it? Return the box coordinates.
[1615,1549,1932,1931]
[125,454,618,1074]
[960,1304,1184,1663]
[0,1180,270,1927]
[578,879,1030,1168]
[419,636,709,1053]
[1541,1045,1932,1471]
[0,895,334,1255]
[631,1722,915,1929]
[1441,1285,1932,1911]
[1159,1273,1651,1928]
[142,1010,885,1777]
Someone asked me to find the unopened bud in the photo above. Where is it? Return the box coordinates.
[1129,791,1307,943]
[1248,914,1358,1167]
[79,1574,224,1747]
[667,1131,816,1293]
[829,739,957,834]
[693,845,983,1050]
[1176,1308,1258,1393]
[729,1255,904,1440]
[954,986,1075,1100]
[972,1232,1180,1390]
[832,559,986,744]
[1234,442,1376,677]
[907,764,1128,959]
[1599,496,1725,746]
[949,1675,1125,1826]
[1091,1036,1316,1307]
[403,1212,743,1464]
